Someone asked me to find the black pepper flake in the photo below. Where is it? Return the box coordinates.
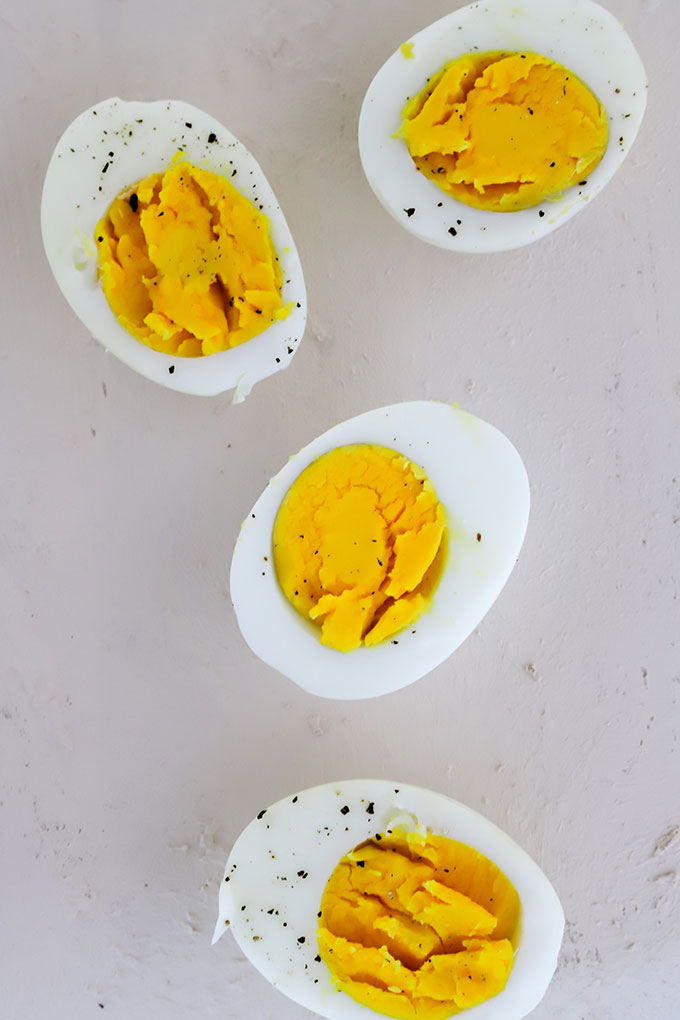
[208,132,217,143]
[224,876,230,882]
[356,860,365,868]
[292,795,298,803]
[168,365,175,374]
[528,107,534,115]
[538,210,545,218]
[257,809,267,820]
[437,202,443,207]
[314,954,321,963]
[297,936,306,944]
[232,169,237,177]
[97,236,103,243]
[404,207,415,217]
[578,180,588,186]
[102,162,109,173]
[448,227,457,237]
[129,193,139,212]
[375,833,382,840]
[340,805,350,815]
[476,532,482,542]
[287,346,293,354]
[241,905,246,911]
[366,802,374,814]
[185,121,192,128]
[549,161,556,167]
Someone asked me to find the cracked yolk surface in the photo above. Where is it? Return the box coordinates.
[318,829,520,1019]
[272,445,446,653]
[94,160,289,356]
[400,52,608,212]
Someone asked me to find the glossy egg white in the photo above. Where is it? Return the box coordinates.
[213,779,565,1020]
[359,0,647,253]
[41,97,307,399]
[230,401,529,699]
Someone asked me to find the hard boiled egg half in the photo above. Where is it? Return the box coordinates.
[230,402,529,699]
[359,0,647,252]
[213,779,565,1020]
[41,98,307,399]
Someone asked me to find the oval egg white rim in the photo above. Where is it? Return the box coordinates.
[215,779,565,1020]
[358,0,647,253]
[41,97,307,398]
[230,401,530,699]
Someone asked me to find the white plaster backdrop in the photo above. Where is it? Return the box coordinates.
[1,1,678,1018]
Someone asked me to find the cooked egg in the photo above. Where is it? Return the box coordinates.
[359,0,647,252]
[230,401,529,699]
[213,779,565,1020]
[41,98,306,398]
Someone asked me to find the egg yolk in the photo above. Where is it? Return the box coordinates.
[272,445,446,653]
[400,52,608,212]
[94,160,289,356]
[318,828,520,1019]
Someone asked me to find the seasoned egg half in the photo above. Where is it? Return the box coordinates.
[41,97,307,399]
[213,780,565,1020]
[230,402,529,699]
[359,0,647,252]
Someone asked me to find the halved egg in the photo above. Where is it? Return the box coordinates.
[213,779,565,1020]
[359,0,647,252]
[41,97,307,398]
[230,402,529,699]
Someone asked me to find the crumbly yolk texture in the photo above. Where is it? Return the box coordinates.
[94,160,289,356]
[318,829,520,1019]
[272,445,446,653]
[400,52,608,212]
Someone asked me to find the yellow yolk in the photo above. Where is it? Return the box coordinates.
[400,52,608,212]
[272,445,446,653]
[318,829,520,1019]
[94,160,289,356]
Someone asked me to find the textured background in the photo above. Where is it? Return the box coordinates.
[1,0,678,1017]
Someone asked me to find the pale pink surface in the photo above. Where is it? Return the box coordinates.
[1,1,679,1018]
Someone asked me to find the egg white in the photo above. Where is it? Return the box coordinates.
[214,779,564,1020]
[230,401,529,700]
[358,0,647,253]
[41,97,307,398]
